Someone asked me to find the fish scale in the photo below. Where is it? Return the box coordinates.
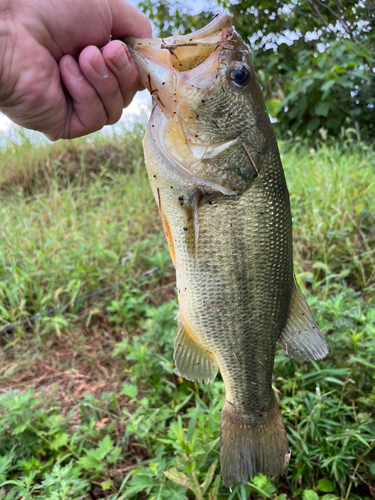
[178,155,293,414]
[124,10,329,487]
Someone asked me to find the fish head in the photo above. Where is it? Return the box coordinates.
[125,12,275,195]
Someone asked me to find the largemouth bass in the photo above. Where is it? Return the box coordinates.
[124,11,328,487]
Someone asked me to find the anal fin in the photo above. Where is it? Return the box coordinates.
[278,276,329,361]
[174,315,218,384]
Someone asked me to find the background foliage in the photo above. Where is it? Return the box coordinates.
[138,0,375,142]
[0,127,374,498]
[0,1,374,496]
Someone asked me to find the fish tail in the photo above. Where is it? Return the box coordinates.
[220,396,290,487]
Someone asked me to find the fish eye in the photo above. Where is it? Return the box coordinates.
[229,62,251,89]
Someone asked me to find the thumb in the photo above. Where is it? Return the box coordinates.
[107,0,152,39]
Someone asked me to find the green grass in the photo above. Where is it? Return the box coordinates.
[0,125,374,500]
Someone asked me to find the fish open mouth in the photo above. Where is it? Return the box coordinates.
[122,11,238,196]
[122,12,233,115]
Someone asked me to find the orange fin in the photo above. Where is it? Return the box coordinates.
[157,189,177,268]
[174,315,218,384]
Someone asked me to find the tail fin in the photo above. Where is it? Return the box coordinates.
[220,396,290,487]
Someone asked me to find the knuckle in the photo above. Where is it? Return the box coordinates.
[122,89,136,109]
[46,129,65,141]
[107,107,123,125]
[92,109,107,130]
[76,106,107,136]
[99,109,108,128]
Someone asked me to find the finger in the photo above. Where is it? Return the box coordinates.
[57,54,107,139]
[101,40,141,108]
[79,45,124,125]
[108,0,152,39]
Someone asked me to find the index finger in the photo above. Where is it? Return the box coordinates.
[108,0,152,39]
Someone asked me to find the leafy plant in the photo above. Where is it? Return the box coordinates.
[139,0,375,142]
[0,128,374,498]
[276,39,374,138]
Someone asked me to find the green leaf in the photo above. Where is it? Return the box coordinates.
[303,491,319,500]
[320,80,336,92]
[50,432,69,450]
[173,392,194,413]
[369,462,375,476]
[96,435,114,458]
[338,269,350,279]
[209,475,221,500]
[163,467,192,489]
[253,474,276,495]
[78,455,102,470]
[186,409,198,442]
[326,119,342,131]
[78,435,114,470]
[0,453,14,482]
[307,118,320,131]
[313,262,331,274]
[317,479,334,492]
[0,479,26,488]
[266,99,281,118]
[315,103,331,117]
[107,446,122,464]
[200,459,218,495]
[299,78,315,93]
[101,479,114,490]
[289,97,308,119]
[121,383,138,399]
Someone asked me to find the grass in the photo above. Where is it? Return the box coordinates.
[0,124,374,500]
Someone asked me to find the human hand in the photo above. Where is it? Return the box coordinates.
[0,0,151,140]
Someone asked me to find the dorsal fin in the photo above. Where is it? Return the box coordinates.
[278,276,329,361]
[174,315,218,384]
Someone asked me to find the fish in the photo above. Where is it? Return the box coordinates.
[123,11,329,487]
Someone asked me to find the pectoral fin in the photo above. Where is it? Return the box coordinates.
[278,276,329,361]
[174,315,218,384]
[182,191,201,267]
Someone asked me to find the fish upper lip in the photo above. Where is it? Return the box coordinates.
[121,10,232,47]
[121,11,234,121]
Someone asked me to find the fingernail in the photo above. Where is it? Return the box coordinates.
[111,45,130,72]
[68,57,84,80]
[90,50,108,77]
